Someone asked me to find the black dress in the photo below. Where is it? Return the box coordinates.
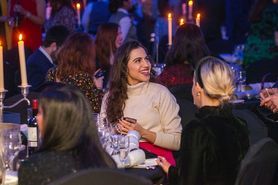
[169,106,249,185]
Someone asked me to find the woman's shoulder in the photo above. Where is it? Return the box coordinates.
[148,82,170,92]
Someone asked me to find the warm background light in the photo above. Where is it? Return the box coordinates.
[19,34,23,41]
[76,3,81,9]
[179,18,185,26]
[168,13,172,19]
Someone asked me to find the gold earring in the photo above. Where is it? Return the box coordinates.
[197,92,201,96]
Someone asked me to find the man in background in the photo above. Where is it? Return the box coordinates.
[27,25,69,91]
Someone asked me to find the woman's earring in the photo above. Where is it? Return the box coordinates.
[197,92,201,96]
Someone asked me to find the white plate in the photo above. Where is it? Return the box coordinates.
[230,99,245,104]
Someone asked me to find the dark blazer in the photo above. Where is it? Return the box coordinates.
[27,49,54,91]
[169,106,250,185]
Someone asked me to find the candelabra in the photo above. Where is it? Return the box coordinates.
[0,85,31,123]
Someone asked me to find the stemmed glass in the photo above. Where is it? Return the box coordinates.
[118,135,130,167]
[1,129,22,184]
[237,70,246,92]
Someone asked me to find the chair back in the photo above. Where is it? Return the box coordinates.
[49,168,152,185]
[235,137,278,185]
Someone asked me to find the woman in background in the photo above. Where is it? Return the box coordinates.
[95,23,123,90]
[157,23,210,88]
[44,0,76,32]
[101,41,182,165]
[8,0,45,51]
[18,85,115,185]
[46,32,103,113]
[157,56,249,185]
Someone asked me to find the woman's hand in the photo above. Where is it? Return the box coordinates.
[116,118,156,143]
[116,118,141,134]
[260,94,278,113]
[156,156,171,174]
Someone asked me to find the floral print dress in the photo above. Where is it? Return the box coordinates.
[46,68,103,113]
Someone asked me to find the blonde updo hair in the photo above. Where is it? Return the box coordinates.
[194,56,235,104]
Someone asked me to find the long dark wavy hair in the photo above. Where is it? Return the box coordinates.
[95,23,119,70]
[106,41,148,123]
[164,23,210,69]
[39,85,115,168]
[56,32,96,80]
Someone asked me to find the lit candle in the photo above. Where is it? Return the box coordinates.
[168,13,172,46]
[179,18,185,26]
[76,3,81,26]
[188,0,193,20]
[0,41,4,90]
[182,3,186,18]
[18,34,28,87]
[196,13,201,27]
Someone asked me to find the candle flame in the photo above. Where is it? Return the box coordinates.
[0,40,2,46]
[197,13,201,19]
[179,18,185,26]
[189,0,193,6]
[76,3,81,9]
[19,34,23,41]
[168,13,172,19]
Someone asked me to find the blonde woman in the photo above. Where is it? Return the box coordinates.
[157,56,249,185]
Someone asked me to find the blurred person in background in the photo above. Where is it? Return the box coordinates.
[44,0,77,32]
[27,25,70,92]
[157,23,210,89]
[8,0,45,51]
[46,32,104,113]
[109,0,137,42]
[81,0,111,35]
[95,23,123,90]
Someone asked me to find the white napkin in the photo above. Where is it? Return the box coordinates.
[112,149,146,168]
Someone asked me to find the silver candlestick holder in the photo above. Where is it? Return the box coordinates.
[0,85,31,123]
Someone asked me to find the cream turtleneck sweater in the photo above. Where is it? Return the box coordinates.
[101,82,182,151]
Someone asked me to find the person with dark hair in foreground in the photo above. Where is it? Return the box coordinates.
[157,56,249,185]
[18,85,116,185]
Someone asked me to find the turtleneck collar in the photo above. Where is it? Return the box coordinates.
[127,82,149,96]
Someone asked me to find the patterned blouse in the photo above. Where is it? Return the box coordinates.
[44,6,77,32]
[46,68,103,113]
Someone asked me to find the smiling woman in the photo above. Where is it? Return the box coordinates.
[101,41,182,164]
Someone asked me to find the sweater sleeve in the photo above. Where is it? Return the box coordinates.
[154,87,182,150]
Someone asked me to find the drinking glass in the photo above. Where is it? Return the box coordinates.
[118,136,130,167]
[1,129,22,184]
[237,70,246,92]
[110,135,120,155]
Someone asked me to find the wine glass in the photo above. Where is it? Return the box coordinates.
[118,135,130,167]
[237,70,246,92]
